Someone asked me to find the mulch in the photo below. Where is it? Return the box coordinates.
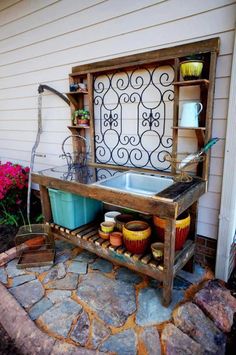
[0,225,18,253]
[0,323,22,355]
[226,268,236,354]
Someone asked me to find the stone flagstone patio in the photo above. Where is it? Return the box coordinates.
[0,238,207,354]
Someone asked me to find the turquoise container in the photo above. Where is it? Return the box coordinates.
[48,188,102,229]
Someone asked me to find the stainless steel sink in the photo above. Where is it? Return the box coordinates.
[94,171,174,196]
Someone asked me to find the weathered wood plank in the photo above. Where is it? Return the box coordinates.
[116,247,126,254]
[71,222,97,236]
[80,226,98,238]
[124,251,132,258]
[163,218,176,306]
[132,254,143,262]
[101,240,111,249]
[173,79,209,87]
[173,242,195,275]
[95,238,106,246]
[88,235,99,243]
[108,245,119,252]
[81,229,98,240]
[149,259,159,269]
[87,72,95,164]
[141,254,152,265]
[39,185,52,222]
[71,38,220,75]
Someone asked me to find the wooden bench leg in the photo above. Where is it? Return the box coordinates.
[39,185,52,223]
[183,201,198,273]
[183,255,195,273]
[162,218,176,307]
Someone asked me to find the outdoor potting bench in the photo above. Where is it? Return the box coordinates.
[32,37,219,306]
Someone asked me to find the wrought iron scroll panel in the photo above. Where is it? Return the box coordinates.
[94,64,175,172]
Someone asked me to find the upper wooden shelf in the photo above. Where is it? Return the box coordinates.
[172,126,206,130]
[66,91,88,107]
[66,91,88,95]
[68,125,90,130]
[173,79,209,87]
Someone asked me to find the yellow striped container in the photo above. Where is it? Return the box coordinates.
[153,212,190,250]
[123,220,151,254]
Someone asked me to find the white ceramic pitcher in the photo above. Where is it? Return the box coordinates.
[180,102,203,128]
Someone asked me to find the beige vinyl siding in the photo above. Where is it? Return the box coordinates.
[0,0,235,239]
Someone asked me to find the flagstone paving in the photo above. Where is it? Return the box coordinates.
[0,239,207,354]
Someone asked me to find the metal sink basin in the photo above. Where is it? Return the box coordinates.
[94,171,174,196]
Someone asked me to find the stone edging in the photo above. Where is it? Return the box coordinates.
[0,283,102,355]
[0,247,17,266]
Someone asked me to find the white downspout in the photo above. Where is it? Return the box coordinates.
[215,29,236,281]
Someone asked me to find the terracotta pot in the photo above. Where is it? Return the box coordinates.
[77,119,89,126]
[123,220,151,254]
[110,232,123,247]
[114,214,134,231]
[25,235,45,249]
[98,229,110,240]
[153,211,190,250]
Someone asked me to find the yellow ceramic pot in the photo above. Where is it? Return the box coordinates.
[100,221,115,233]
[151,242,164,261]
[123,220,151,254]
[180,60,203,80]
[153,212,190,250]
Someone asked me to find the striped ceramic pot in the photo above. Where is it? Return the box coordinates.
[153,212,190,250]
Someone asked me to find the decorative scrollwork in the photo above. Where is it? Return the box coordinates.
[94,64,174,171]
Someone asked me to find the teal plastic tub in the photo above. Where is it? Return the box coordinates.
[48,188,102,229]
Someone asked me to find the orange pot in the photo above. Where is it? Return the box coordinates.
[110,232,123,247]
[153,212,190,250]
[123,220,151,254]
[25,235,45,250]
[98,229,110,240]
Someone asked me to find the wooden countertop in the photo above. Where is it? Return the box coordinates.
[32,166,206,219]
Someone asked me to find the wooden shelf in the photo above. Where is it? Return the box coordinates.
[66,90,88,96]
[173,79,209,87]
[66,91,88,107]
[48,221,195,282]
[172,126,206,130]
[68,125,90,130]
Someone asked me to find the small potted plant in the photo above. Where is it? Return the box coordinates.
[72,109,90,126]
[180,54,204,81]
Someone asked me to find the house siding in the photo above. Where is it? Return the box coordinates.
[0,0,235,239]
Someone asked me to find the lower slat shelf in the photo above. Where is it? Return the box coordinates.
[48,221,195,283]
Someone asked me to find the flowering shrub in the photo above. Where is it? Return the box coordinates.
[0,162,29,225]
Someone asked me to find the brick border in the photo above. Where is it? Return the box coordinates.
[195,236,217,270]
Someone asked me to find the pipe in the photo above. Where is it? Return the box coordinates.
[37,84,70,106]
[27,84,70,224]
